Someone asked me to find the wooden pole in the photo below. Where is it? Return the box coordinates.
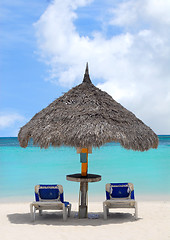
[79,148,88,217]
[76,147,92,218]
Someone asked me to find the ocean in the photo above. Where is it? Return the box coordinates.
[0,136,170,202]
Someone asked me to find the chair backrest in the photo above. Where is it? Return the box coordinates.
[105,183,135,200]
[35,184,64,202]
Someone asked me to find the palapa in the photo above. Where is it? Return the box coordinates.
[18,63,158,151]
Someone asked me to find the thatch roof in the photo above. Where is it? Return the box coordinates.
[18,64,158,151]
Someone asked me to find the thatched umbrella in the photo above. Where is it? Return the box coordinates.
[18,63,158,151]
[18,63,158,218]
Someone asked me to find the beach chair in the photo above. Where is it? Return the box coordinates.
[103,183,138,220]
[30,184,71,221]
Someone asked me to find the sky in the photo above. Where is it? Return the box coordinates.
[0,0,170,137]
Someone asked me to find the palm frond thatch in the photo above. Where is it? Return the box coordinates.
[18,64,158,151]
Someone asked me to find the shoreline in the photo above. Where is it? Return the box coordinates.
[0,193,170,203]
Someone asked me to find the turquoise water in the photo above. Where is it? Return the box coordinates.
[0,136,170,201]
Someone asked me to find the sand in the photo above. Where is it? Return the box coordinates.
[0,201,170,240]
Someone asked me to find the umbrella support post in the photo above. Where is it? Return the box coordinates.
[66,173,101,219]
[79,182,88,218]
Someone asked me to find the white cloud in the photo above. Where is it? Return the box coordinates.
[0,113,25,129]
[109,0,170,27]
[34,0,170,134]
[145,0,170,25]
[109,0,141,27]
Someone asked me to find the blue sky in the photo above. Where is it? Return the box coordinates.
[1,0,170,136]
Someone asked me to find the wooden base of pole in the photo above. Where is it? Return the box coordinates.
[79,182,88,218]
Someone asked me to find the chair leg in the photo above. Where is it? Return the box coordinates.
[30,204,36,222]
[134,202,138,220]
[39,210,42,216]
[30,204,33,221]
[106,207,109,216]
[68,204,71,217]
[63,205,67,221]
[103,203,108,220]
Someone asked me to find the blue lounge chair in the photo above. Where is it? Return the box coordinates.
[30,184,71,221]
[103,183,138,220]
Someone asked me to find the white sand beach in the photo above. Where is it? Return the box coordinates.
[0,201,170,240]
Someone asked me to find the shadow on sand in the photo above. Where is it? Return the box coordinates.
[7,211,141,226]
